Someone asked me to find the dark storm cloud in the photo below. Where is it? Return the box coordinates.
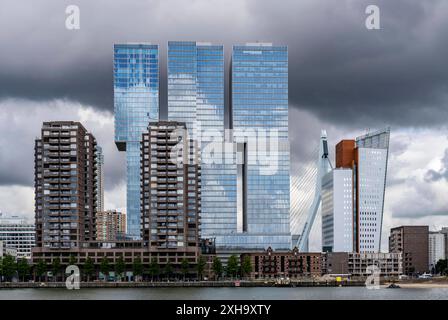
[0,99,125,190]
[0,0,447,126]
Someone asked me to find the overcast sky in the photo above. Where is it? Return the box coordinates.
[1,0,447,251]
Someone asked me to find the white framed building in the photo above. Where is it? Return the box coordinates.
[322,169,353,252]
[0,241,18,258]
[322,129,390,254]
[356,147,388,253]
[429,231,445,271]
[0,214,35,259]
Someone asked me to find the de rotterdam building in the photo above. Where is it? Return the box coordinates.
[114,43,160,239]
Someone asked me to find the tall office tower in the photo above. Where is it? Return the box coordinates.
[34,121,98,249]
[389,226,429,275]
[428,231,445,271]
[140,121,201,254]
[0,214,35,259]
[355,128,389,252]
[321,169,354,252]
[167,42,236,244]
[114,43,159,239]
[322,129,390,253]
[96,210,126,241]
[96,146,105,212]
[230,43,291,250]
[167,41,224,137]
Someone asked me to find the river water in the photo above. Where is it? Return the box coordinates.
[0,287,447,300]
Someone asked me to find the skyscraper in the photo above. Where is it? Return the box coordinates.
[321,169,354,252]
[114,43,159,239]
[34,121,98,249]
[167,42,237,246]
[322,128,390,253]
[230,43,291,250]
[355,128,389,252]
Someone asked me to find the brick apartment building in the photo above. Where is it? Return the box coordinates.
[389,226,429,275]
[241,247,322,279]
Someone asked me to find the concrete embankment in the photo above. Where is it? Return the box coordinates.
[0,280,367,289]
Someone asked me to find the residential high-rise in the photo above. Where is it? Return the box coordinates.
[96,146,105,212]
[114,43,159,239]
[167,42,237,248]
[34,121,98,249]
[140,121,201,256]
[0,213,35,259]
[96,210,126,241]
[322,129,390,253]
[32,121,203,271]
[428,231,445,271]
[389,226,429,275]
[230,43,290,250]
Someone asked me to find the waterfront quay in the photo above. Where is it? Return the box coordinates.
[0,279,367,289]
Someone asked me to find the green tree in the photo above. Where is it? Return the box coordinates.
[196,256,206,281]
[83,257,95,282]
[35,259,47,282]
[0,257,3,282]
[115,256,126,281]
[181,258,189,280]
[226,255,239,279]
[241,256,252,279]
[3,255,16,281]
[132,257,144,281]
[17,258,30,282]
[52,257,61,282]
[148,258,160,281]
[68,255,77,266]
[212,257,223,280]
[164,261,173,280]
[2,255,17,281]
[436,259,448,275]
[100,257,110,281]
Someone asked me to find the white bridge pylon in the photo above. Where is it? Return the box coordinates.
[293,130,332,252]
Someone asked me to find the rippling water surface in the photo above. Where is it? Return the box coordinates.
[0,287,447,300]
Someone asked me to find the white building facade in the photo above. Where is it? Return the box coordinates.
[322,169,353,252]
[0,214,35,259]
[321,128,390,254]
[356,147,388,253]
[429,231,446,271]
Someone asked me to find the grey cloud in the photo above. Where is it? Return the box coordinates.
[0,99,125,190]
[0,0,448,127]
[425,149,448,182]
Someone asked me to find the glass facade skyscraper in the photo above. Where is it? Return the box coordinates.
[114,44,159,239]
[168,42,291,251]
[230,43,291,250]
[167,41,237,243]
[355,128,390,253]
[114,41,290,250]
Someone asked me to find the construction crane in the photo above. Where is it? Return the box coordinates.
[294,130,332,252]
